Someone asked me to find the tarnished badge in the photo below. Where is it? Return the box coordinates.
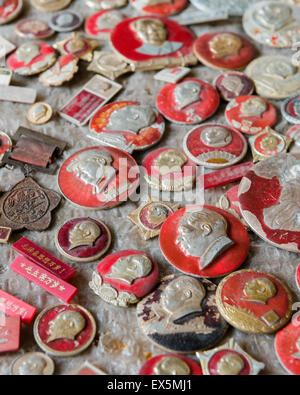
[159,205,249,278]
[58,146,140,210]
[49,10,83,32]
[39,55,79,86]
[246,56,300,100]
[54,32,98,62]
[0,315,20,354]
[89,250,159,307]
[0,177,61,231]
[11,353,55,375]
[128,198,180,240]
[31,0,72,12]
[225,95,277,135]
[85,10,124,40]
[87,51,131,80]
[183,123,247,169]
[6,42,57,76]
[33,304,97,357]
[142,147,197,191]
[154,66,190,83]
[130,0,188,16]
[89,101,165,153]
[110,16,197,71]
[139,354,203,375]
[16,19,55,39]
[282,95,300,124]
[0,0,23,25]
[216,270,293,334]
[239,153,300,253]
[27,102,53,125]
[275,320,300,375]
[249,127,292,163]
[215,72,254,102]
[137,274,229,353]
[243,1,300,48]
[156,78,220,124]
[86,0,128,9]
[55,217,111,263]
[194,32,256,71]
[287,124,300,153]
[0,131,12,165]
[190,0,261,16]
[196,338,265,375]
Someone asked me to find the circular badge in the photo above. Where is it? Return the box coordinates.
[245,56,300,100]
[287,124,300,153]
[11,352,55,375]
[86,0,128,9]
[239,153,300,253]
[183,123,247,169]
[85,10,124,40]
[27,102,53,125]
[0,131,12,165]
[137,274,229,353]
[54,33,98,62]
[139,354,203,375]
[16,19,55,39]
[190,0,262,17]
[156,78,220,125]
[39,55,79,87]
[89,101,165,154]
[0,0,23,25]
[58,146,140,210]
[282,95,300,124]
[142,147,197,191]
[225,95,277,135]
[130,0,188,16]
[243,1,300,48]
[55,217,111,263]
[110,16,196,70]
[216,270,293,334]
[31,0,72,12]
[89,250,159,307]
[194,32,256,71]
[49,11,83,32]
[215,72,254,102]
[275,320,300,375]
[7,42,57,76]
[34,304,97,357]
[159,205,249,278]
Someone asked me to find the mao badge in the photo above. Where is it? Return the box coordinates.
[130,0,188,17]
[89,250,159,307]
[139,354,203,375]
[287,124,300,153]
[137,274,229,353]
[49,11,83,32]
[11,353,55,375]
[275,319,300,375]
[0,0,23,25]
[282,95,300,124]
[16,19,55,39]
[39,55,79,87]
[215,72,254,102]
[85,10,124,40]
[31,0,72,12]
[54,33,98,62]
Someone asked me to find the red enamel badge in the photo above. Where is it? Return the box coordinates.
[275,319,300,375]
[0,0,23,25]
[215,72,254,102]
[130,0,188,16]
[139,354,203,375]
[85,10,124,40]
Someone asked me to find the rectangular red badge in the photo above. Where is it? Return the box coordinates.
[13,237,76,281]
[0,314,20,354]
[11,256,78,304]
[0,289,36,325]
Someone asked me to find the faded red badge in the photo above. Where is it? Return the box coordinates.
[58,146,140,210]
[194,32,256,70]
[85,10,124,40]
[139,354,203,375]
[218,185,249,230]
[275,319,300,375]
[239,153,300,253]
[16,19,55,39]
[225,95,277,135]
[215,72,254,102]
[89,101,165,154]
[216,270,293,334]
[55,217,111,263]
[159,205,249,278]
[0,131,11,165]
[0,0,23,25]
[110,16,197,70]
[142,147,197,191]
[130,0,188,16]
[183,123,247,169]
[33,304,97,357]
[0,315,20,353]
[156,78,220,124]
[89,250,159,307]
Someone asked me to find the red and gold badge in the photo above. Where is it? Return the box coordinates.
[139,354,203,375]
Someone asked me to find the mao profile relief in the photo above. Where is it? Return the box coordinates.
[47,310,86,342]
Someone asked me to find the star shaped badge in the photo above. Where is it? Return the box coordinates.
[54,32,99,62]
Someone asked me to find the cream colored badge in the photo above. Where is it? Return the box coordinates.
[246,55,300,99]
[31,0,72,12]
[39,55,79,86]
[86,0,128,9]
[54,32,98,62]
[87,51,132,80]
[11,352,55,375]
[27,102,53,125]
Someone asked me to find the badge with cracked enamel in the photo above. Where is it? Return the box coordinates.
[89,101,165,154]
[216,269,293,334]
[0,0,23,25]
[137,274,229,353]
[39,55,79,87]
[54,33,98,62]
[130,0,188,17]
[139,354,203,375]
[196,338,265,375]
[159,205,249,278]
[85,10,124,40]
[275,318,300,375]
[156,78,220,124]
[128,198,179,240]
[89,250,159,308]
[55,217,111,262]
